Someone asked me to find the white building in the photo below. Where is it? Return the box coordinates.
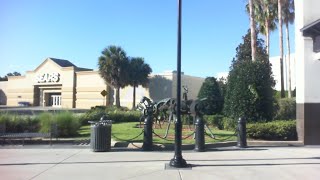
[269,54,296,91]
[296,0,320,145]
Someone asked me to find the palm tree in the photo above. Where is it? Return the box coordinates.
[282,0,294,98]
[246,0,277,56]
[278,0,285,98]
[98,45,129,108]
[128,57,152,109]
[249,0,257,62]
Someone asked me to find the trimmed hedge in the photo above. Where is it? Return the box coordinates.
[274,98,296,120]
[80,106,141,124]
[79,108,106,125]
[108,111,141,123]
[247,120,297,140]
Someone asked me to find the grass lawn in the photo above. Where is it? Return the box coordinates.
[77,122,237,144]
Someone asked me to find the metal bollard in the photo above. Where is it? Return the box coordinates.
[194,115,205,152]
[237,117,247,148]
[142,109,153,151]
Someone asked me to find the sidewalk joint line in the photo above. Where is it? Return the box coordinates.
[29,149,84,180]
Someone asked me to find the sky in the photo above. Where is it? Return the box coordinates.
[0,0,295,78]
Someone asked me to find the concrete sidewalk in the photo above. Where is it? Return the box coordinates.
[0,145,319,180]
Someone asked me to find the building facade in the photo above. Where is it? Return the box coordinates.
[296,0,320,145]
[0,58,204,109]
[269,54,296,91]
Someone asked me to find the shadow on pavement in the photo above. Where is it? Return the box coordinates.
[1,157,319,167]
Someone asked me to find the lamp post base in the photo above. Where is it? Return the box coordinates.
[169,156,187,168]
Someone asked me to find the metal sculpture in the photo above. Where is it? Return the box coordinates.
[137,85,215,152]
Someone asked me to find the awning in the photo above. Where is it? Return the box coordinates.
[301,19,320,37]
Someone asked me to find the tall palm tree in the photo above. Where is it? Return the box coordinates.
[249,0,257,62]
[128,57,152,109]
[98,45,129,108]
[282,0,295,98]
[278,0,285,98]
[246,0,277,56]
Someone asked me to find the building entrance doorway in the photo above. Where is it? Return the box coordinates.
[50,94,61,107]
[35,85,62,107]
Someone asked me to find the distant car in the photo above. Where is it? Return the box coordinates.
[18,101,31,107]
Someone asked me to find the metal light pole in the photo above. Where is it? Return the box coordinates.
[169,0,188,168]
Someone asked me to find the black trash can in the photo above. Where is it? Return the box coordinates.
[89,118,112,152]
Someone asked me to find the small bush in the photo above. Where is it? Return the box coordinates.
[39,112,80,137]
[55,112,80,137]
[247,120,297,140]
[106,105,129,112]
[204,115,224,130]
[79,108,106,125]
[108,111,141,123]
[222,117,237,130]
[80,107,141,124]
[0,113,39,133]
[274,98,296,120]
[38,112,54,133]
[0,113,11,128]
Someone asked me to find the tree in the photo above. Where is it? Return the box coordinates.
[98,45,129,108]
[128,57,152,109]
[246,0,278,55]
[0,72,21,81]
[248,0,257,61]
[0,76,7,81]
[217,77,227,99]
[7,72,21,76]
[224,30,275,122]
[197,77,223,115]
[282,0,294,98]
[278,0,285,98]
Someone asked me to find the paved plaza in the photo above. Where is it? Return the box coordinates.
[0,145,319,180]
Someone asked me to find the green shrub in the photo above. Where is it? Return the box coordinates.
[80,106,141,124]
[204,115,224,129]
[106,105,129,112]
[274,98,296,120]
[39,112,80,137]
[0,113,39,133]
[38,112,54,133]
[79,108,106,125]
[24,116,40,132]
[204,115,237,130]
[55,112,80,137]
[222,117,237,131]
[0,113,11,127]
[247,120,297,140]
[108,110,141,123]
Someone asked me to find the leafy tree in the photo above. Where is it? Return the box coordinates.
[224,30,275,122]
[98,46,129,108]
[7,72,21,76]
[128,57,152,109]
[0,76,7,81]
[198,77,223,115]
[0,72,21,81]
